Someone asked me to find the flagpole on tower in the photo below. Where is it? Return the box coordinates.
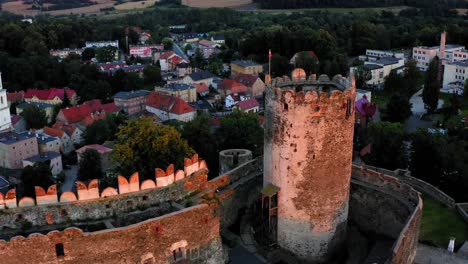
[268,49,272,77]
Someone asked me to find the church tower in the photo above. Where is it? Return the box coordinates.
[263,69,355,262]
[0,72,12,132]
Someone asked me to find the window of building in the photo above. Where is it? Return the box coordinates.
[173,248,185,262]
[55,243,65,257]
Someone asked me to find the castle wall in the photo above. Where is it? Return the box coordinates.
[0,155,208,229]
[0,204,225,264]
[350,165,422,264]
[263,75,356,262]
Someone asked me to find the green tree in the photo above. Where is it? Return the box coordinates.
[353,65,371,89]
[81,48,95,61]
[216,109,264,156]
[83,119,111,145]
[162,37,173,50]
[403,59,419,95]
[20,105,48,129]
[364,122,406,170]
[143,65,162,84]
[182,113,219,176]
[78,149,103,181]
[184,44,193,53]
[384,94,412,123]
[463,79,468,101]
[113,117,194,179]
[96,46,118,63]
[270,53,290,77]
[194,48,206,69]
[62,90,71,107]
[295,52,319,75]
[384,70,404,94]
[423,57,440,113]
[20,163,53,199]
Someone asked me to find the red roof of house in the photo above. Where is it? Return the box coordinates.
[80,112,107,127]
[194,83,209,94]
[43,126,64,138]
[160,51,175,60]
[53,121,79,137]
[24,88,75,101]
[76,144,113,154]
[98,62,127,71]
[237,98,259,110]
[198,39,216,47]
[146,92,195,115]
[234,73,259,87]
[220,79,248,94]
[7,91,24,102]
[293,51,318,60]
[59,100,118,124]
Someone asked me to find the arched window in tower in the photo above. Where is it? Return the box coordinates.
[346,98,352,118]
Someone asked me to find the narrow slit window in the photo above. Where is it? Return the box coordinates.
[346,98,352,118]
[55,243,65,257]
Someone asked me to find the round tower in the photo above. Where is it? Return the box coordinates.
[263,70,356,262]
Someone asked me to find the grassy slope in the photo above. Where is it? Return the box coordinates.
[420,196,468,248]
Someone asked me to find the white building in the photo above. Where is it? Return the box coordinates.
[85,40,119,49]
[413,44,465,71]
[350,57,405,89]
[0,73,12,132]
[360,49,405,62]
[442,60,468,94]
[23,151,63,176]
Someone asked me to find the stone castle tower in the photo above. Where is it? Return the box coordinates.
[0,72,12,132]
[263,69,356,262]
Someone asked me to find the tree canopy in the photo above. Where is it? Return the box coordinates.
[78,149,103,181]
[20,105,48,129]
[113,117,194,179]
[423,57,440,113]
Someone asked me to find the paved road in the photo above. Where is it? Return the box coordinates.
[415,244,468,264]
[404,89,444,133]
[229,246,265,264]
[60,165,77,192]
[409,89,444,117]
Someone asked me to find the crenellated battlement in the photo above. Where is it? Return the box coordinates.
[266,70,356,118]
[0,154,207,210]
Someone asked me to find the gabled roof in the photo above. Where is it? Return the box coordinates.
[237,98,259,110]
[76,144,113,155]
[97,62,127,71]
[43,126,65,138]
[53,121,80,137]
[231,60,261,67]
[219,79,248,94]
[198,39,216,47]
[146,92,195,115]
[59,100,117,124]
[234,73,260,87]
[7,91,24,102]
[113,90,150,100]
[24,88,75,101]
[188,70,215,82]
[160,51,176,60]
[24,151,61,163]
[194,83,209,94]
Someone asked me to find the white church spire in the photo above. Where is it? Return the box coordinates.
[0,72,12,132]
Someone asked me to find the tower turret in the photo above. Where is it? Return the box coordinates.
[263,69,356,262]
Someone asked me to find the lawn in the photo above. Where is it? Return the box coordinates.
[420,196,468,248]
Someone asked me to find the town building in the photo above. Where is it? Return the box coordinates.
[442,60,468,94]
[233,98,260,113]
[230,60,263,77]
[145,92,196,122]
[24,88,77,105]
[0,73,12,132]
[56,100,118,126]
[28,132,62,154]
[139,32,152,44]
[196,40,220,59]
[225,93,249,109]
[113,90,151,115]
[413,44,465,71]
[16,102,55,123]
[76,144,113,172]
[52,122,83,145]
[23,151,62,175]
[160,51,189,72]
[359,49,405,62]
[219,79,248,99]
[234,73,266,98]
[194,83,209,96]
[176,63,194,78]
[0,131,39,169]
[49,48,83,59]
[42,126,74,154]
[154,83,197,103]
[129,45,164,58]
[85,41,119,49]
[350,57,405,89]
[182,70,215,86]
[97,62,145,76]
[211,35,225,45]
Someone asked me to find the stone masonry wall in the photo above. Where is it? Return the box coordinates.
[0,204,225,264]
[0,154,209,228]
[263,74,356,262]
